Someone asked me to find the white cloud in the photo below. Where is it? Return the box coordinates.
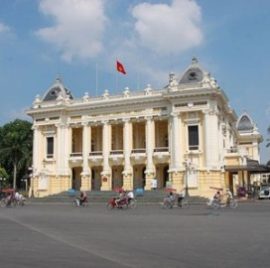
[0,22,10,33]
[131,0,203,54]
[36,0,107,62]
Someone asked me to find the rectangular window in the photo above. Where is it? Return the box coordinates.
[47,137,54,158]
[188,125,199,150]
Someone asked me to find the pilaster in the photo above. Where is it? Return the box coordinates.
[101,121,111,190]
[203,110,219,170]
[123,119,133,190]
[145,116,155,190]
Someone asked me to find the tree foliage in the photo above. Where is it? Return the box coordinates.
[0,119,33,188]
[267,126,270,148]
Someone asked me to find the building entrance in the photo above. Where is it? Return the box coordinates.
[91,167,102,190]
[133,165,146,189]
[156,164,169,188]
[112,166,123,190]
[72,167,82,190]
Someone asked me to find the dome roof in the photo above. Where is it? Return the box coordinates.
[236,113,254,132]
[42,78,73,101]
[179,57,204,84]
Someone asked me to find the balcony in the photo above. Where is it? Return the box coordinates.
[131,148,146,164]
[69,152,83,165]
[109,150,124,165]
[89,151,103,165]
[153,147,169,163]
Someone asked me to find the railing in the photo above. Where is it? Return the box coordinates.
[188,145,199,151]
[89,151,102,156]
[131,148,146,154]
[110,150,124,155]
[70,152,82,157]
[154,147,169,153]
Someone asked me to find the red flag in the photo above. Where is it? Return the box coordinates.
[116,60,126,75]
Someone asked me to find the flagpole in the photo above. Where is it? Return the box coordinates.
[116,71,118,92]
[115,59,118,92]
[95,63,98,96]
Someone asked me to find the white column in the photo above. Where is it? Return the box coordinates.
[171,113,181,170]
[82,123,90,174]
[123,119,132,172]
[145,116,155,172]
[204,110,219,169]
[102,121,110,172]
[56,123,69,175]
[32,125,40,175]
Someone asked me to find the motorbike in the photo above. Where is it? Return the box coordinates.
[107,195,137,209]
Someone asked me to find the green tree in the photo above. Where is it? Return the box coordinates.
[0,119,32,189]
[267,126,270,148]
[0,166,8,187]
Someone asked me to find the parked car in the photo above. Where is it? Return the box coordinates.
[258,186,270,199]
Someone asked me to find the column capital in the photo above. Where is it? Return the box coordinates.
[144,116,153,121]
[122,118,130,124]
[82,121,89,127]
[55,122,69,129]
[170,112,180,118]
[101,120,109,125]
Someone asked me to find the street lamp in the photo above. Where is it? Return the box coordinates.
[183,152,194,198]
[183,160,190,198]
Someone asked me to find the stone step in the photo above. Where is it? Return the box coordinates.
[29,190,207,204]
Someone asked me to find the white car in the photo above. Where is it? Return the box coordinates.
[258,186,270,199]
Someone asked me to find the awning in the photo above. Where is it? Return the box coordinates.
[224,164,270,174]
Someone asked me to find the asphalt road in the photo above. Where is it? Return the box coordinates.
[0,201,270,268]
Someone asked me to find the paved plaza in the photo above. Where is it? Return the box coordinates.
[0,201,270,268]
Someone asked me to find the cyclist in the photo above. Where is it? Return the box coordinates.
[213,190,222,205]
[163,192,175,208]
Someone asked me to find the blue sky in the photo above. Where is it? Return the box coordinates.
[0,0,269,162]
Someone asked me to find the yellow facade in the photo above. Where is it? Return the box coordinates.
[26,59,262,198]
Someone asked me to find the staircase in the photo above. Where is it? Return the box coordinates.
[28,190,207,205]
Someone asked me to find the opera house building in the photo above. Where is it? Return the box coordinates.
[26,58,262,197]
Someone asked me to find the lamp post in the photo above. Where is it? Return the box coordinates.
[183,160,190,198]
[183,152,194,198]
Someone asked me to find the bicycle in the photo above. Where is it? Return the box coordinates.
[178,198,189,208]
[207,198,238,209]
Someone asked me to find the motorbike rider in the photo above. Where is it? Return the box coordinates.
[163,191,175,207]
[213,190,222,205]
[115,189,126,208]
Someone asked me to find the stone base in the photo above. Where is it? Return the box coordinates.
[123,174,133,190]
